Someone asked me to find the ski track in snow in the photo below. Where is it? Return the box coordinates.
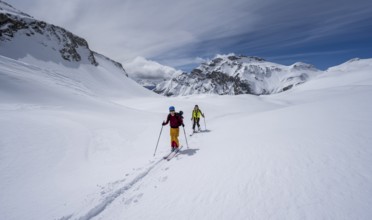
[66,158,164,220]
[60,132,201,220]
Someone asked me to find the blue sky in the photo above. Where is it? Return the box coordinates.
[8,0,372,71]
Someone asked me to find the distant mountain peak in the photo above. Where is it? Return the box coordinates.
[290,62,317,71]
[346,58,361,63]
[211,54,265,63]
[154,54,321,96]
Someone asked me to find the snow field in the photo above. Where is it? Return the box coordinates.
[0,56,372,219]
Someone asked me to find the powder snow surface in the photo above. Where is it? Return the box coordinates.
[1,56,372,220]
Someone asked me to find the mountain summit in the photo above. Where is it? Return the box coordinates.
[0,0,125,72]
[0,1,155,103]
[154,54,320,96]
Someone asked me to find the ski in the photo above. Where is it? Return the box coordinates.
[189,130,202,136]
[166,145,184,161]
[190,131,198,136]
[172,148,183,159]
[163,150,174,160]
[166,150,179,161]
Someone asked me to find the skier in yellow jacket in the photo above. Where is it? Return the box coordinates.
[191,105,205,132]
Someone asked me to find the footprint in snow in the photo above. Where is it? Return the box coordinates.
[160,176,168,182]
[133,193,144,203]
[124,193,144,205]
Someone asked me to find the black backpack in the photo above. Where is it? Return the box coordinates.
[175,111,183,126]
[177,111,184,119]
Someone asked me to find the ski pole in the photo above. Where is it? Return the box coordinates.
[183,126,189,149]
[153,125,163,156]
[203,116,207,130]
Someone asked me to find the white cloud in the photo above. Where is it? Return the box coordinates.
[8,0,260,66]
[123,56,182,80]
[7,0,372,70]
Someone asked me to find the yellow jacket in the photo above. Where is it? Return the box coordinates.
[192,109,204,119]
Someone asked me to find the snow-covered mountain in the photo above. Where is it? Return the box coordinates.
[154,54,321,96]
[0,1,155,102]
[0,1,126,72]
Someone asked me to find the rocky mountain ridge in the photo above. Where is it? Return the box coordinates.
[0,1,126,74]
[154,54,321,96]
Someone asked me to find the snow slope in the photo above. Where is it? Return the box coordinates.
[1,55,372,220]
[80,59,372,220]
[0,54,159,220]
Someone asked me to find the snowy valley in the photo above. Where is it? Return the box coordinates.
[1,1,372,220]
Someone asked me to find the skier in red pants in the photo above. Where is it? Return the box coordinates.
[162,106,184,151]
